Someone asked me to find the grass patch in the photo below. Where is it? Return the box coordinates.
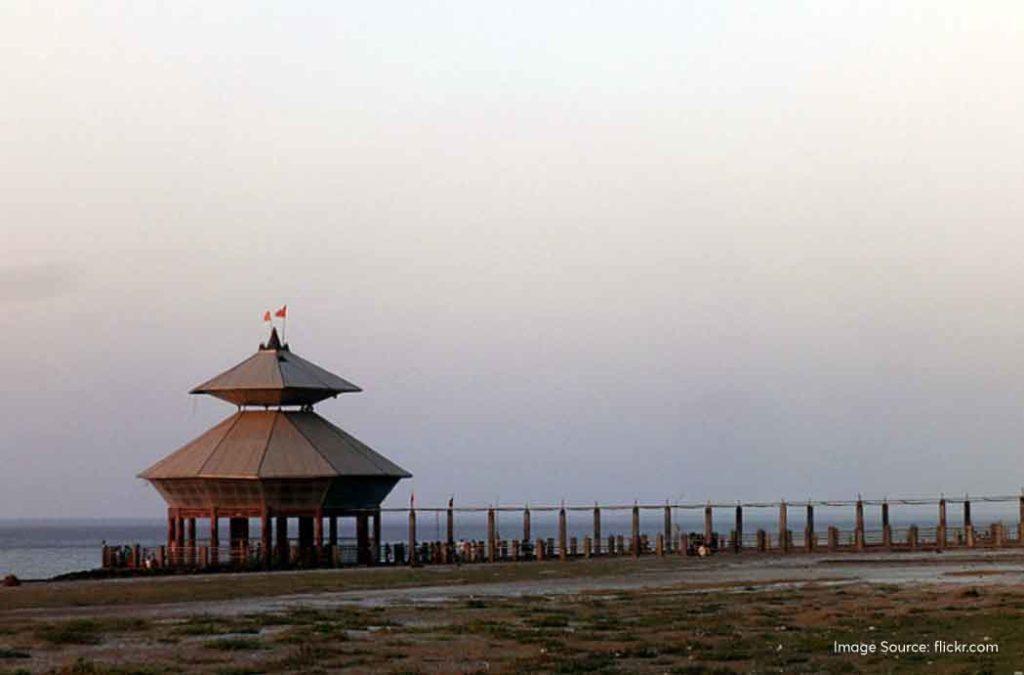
[203,637,266,651]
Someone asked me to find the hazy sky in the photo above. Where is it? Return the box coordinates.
[2,2,1024,518]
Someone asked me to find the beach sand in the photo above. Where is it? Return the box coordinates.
[2,549,1023,672]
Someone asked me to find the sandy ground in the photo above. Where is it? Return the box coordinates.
[6,549,1024,620]
[4,549,1024,673]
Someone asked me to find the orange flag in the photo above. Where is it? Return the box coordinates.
[262,310,271,322]
[275,305,287,318]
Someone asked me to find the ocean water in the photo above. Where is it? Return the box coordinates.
[0,503,1008,580]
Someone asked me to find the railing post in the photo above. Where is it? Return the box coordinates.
[938,498,947,549]
[778,501,789,553]
[756,529,766,552]
[487,508,497,563]
[1019,495,1024,543]
[663,505,672,553]
[408,504,417,566]
[558,507,568,561]
[703,503,713,547]
[593,505,601,555]
[446,498,455,557]
[908,525,919,550]
[583,536,592,558]
[827,526,839,551]
[854,498,865,551]
[523,506,531,549]
[632,504,641,558]
[805,503,814,552]
[734,505,743,553]
[881,501,891,548]
[964,498,974,548]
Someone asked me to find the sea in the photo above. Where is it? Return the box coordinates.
[0,501,1008,580]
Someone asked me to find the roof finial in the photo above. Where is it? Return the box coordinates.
[263,327,283,351]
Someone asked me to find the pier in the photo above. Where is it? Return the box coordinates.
[102,493,1024,571]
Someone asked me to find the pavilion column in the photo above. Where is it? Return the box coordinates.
[703,504,713,547]
[329,516,338,549]
[372,509,381,565]
[938,498,947,549]
[805,504,814,552]
[187,517,197,565]
[275,516,288,565]
[734,505,743,553]
[854,499,865,551]
[881,502,891,548]
[260,511,272,569]
[356,512,370,565]
[209,509,219,566]
[593,506,601,555]
[175,515,186,563]
[298,516,314,551]
[166,509,176,549]
[314,508,324,563]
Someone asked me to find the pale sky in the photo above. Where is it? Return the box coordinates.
[2,2,1024,517]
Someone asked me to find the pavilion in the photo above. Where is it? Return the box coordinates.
[138,327,411,567]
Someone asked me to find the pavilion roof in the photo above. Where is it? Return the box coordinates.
[138,410,411,480]
[190,328,361,406]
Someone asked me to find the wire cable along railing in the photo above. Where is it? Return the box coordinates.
[102,492,1024,572]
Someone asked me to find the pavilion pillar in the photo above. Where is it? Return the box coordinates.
[260,511,272,569]
[174,515,185,566]
[314,509,324,563]
[964,499,974,548]
[938,498,947,549]
[703,504,713,547]
[881,502,891,548]
[329,516,338,549]
[734,505,743,553]
[372,509,381,565]
[408,506,417,566]
[166,509,176,549]
[805,504,814,552]
[209,509,219,566]
[356,512,370,565]
[275,516,288,565]
[778,502,789,553]
[854,499,865,551]
[187,517,197,565]
[632,505,641,557]
[558,507,568,561]
[593,506,601,555]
